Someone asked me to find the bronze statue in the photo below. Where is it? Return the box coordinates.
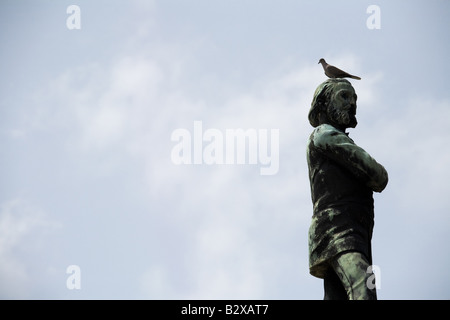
[306,78,388,300]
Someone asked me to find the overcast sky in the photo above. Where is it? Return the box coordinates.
[1,0,449,299]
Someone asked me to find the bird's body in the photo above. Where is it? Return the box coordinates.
[318,58,361,80]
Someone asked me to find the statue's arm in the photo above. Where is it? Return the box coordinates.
[313,125,388,192]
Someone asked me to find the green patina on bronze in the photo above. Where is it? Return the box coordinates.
[306,78,388,298]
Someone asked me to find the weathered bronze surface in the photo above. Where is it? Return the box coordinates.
[306,78,388,300]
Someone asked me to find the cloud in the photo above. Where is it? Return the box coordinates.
[21,43,393,298]
[2,0,449,300]
[134,54,381,299]
[387,98,450,212]
[0,198,61,298]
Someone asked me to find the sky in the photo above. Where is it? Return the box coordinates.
[0,0,449,300]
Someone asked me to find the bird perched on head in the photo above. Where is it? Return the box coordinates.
[318,58,361,80]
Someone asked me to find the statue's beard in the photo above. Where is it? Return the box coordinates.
[328,104,357,128]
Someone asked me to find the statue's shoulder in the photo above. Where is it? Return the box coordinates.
[311,124,346,149]
[314,124,339,134]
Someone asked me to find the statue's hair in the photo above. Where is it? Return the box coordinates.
[308,78,351,127]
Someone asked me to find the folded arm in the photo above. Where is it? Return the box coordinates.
[312,124,388,192]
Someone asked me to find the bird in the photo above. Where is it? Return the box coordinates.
[318,58,361,80]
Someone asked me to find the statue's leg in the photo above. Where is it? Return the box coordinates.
[323,268,348,300]
[330,251,377,300]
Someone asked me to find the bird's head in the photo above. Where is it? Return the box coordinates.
[318,58,326,64]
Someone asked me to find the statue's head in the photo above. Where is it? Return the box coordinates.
[308,78,358,130]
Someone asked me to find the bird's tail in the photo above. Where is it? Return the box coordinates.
[350,75,361,80]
